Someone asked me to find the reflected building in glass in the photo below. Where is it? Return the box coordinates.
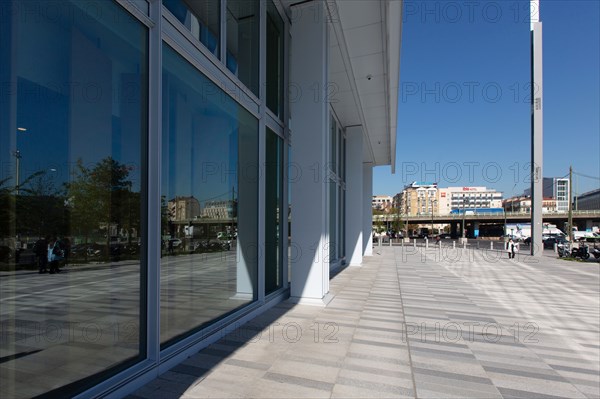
[0,0,401,397]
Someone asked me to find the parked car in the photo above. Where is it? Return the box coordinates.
[543,236,567,249]
[169,238,182,247]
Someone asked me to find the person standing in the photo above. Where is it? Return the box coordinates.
[48,237,63,274]
[506,238,515,259]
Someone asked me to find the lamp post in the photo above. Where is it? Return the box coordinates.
[13,150,22,195]
[404,191,409,239]
[14,127,27,195]
[461,195,466,239]
[503,208,507,236]
[431,199,437,235]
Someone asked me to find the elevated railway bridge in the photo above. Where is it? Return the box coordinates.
[373,210,600,237]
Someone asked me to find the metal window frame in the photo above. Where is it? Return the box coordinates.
[77,0,291,397]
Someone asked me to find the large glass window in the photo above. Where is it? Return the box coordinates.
[161,44,258,347]
[266,0,284,118]
[329,180,337,262]
[0,1,148,397]
[330,116,337,173]
[163,0,220,58]
[265,129,283,295]
[226,0,260,96]
[327,114,346,265]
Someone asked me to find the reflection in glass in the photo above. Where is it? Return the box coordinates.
[265,129,283,294]
[163,0,220,58]
[161,44,258,347]
[0,1,147,397]
[266,0,284,118]
[287,145,292,283]
[330,116,337,173]
[226,0,260,96]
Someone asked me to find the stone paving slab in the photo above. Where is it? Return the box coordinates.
[129,247,599,399]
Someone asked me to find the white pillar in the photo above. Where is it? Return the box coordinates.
[363,164,373,256]
[289,1,330,305]
[345,127,363,266]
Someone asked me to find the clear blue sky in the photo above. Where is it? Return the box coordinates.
[374,0,600,199]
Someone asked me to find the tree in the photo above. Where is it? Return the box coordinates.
[0,171,65,239]
[0,177,15,239]
[17,170,67,237]
[66,157,137,247]
[387,207,404,234]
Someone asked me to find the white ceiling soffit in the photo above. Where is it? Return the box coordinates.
[282,0,401,171]
[328,0,402,172]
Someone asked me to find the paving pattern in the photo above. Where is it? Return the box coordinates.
[129,247,600,398]
[0,250,248,398]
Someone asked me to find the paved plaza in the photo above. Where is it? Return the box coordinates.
[129,246,600,399]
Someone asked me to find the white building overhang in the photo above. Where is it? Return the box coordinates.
[284,0,402,172]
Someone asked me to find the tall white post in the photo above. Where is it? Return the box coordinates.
[363,164,373,256]
[530,0,544,256]
[345,127,364,266]
[289,1,330,304]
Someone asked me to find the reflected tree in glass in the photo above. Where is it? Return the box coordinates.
[66,157,139,260]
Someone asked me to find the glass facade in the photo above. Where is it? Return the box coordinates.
[328,113,346,265]
[226,0,260,96]
[0,0,148,397]
[0,0,357,396]
[265,128,283,295]
[163,0,221,58]
[266,0,284,118]
[160,44,258,346]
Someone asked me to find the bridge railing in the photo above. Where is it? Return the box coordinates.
[372,209,600,221]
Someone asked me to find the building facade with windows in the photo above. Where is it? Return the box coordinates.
[168,196,201,221]
[439,186,503,215]
[372,195,393,211]
[0,0,400,397]
[575,188,600,211]
[524,177,570,212]
[397,182,439,216]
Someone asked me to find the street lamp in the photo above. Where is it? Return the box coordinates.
[404,191,409,239]
[503,208,507,236]
[431,198,437,235]
[461,195,466,240]
[14,127,27,195]
[13,150,22,195]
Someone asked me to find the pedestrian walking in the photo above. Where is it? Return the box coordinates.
[48,237,64,274]
[506,238,516,259]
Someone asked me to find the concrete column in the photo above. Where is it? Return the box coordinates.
[345,127,363,266]
[289,1,330,305]
[450,222,458,238]
[363,164,373,256]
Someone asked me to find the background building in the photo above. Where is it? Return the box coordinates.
[395,184,503,217]
[168,196,201,221]
[372,195,393,212]
[201,200,236,219]
[438,186,503,215]
[575,188,600,210]
[524,177,570,212]
[397,182,438,216]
